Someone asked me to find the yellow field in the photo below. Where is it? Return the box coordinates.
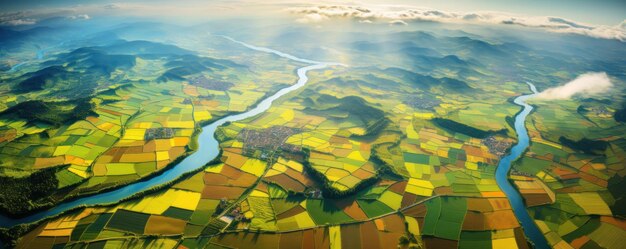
[329,225,342,249]
[240,158,267,177]
[106,163,136,175]
[171,190,201,210]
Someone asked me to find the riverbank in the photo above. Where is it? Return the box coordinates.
[0,36,343,229]
[495,82,550,249]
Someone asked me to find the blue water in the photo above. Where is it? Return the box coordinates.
[7,62,28,73]
[0,36,341,228]
[7,41,67,73]
[495,82,550,249]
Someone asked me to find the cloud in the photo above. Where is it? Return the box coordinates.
[4,19,37,25]
[104,3,122,10]
[287,5,626,41]
[68,14,90,20]
[0,11,37,26]
[0,8,94,26]
[296,13,328,23]
[389,20,407,26]
[535,72,613,100]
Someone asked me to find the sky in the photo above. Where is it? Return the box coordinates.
[0,0,624,41]
[360,0,626,26]
[0,0,624,26]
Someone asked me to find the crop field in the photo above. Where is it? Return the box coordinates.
[12,66,544,249]
[0,39,301,215]
[2,12,626,249]
[10,61,626,249]
[507,94,626,248]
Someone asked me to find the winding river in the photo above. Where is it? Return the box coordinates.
[495,82,550,249]
[0,36,341,228]
[1,37,549,249]
[8,42,64,73]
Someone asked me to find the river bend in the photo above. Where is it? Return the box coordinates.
[0,36,341,228]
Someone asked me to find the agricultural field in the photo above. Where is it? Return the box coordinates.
[509,95,626,248]
[12,59,536,249]
[0,38,301,215]
[8,39,626,248]
[1,3,626,249]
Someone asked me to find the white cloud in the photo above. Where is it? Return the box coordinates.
[535,72,613,100]
[296,13,328,23]
[389,20,407,26]
[4,19,37,25]
[68,14,90,20]
[0,11,37,26]
[288,5,626,41]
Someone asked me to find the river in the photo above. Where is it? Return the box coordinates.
[0,36,341,228]
[2,40,549,249]
[495,82,550,249]
[7,42,65,73]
